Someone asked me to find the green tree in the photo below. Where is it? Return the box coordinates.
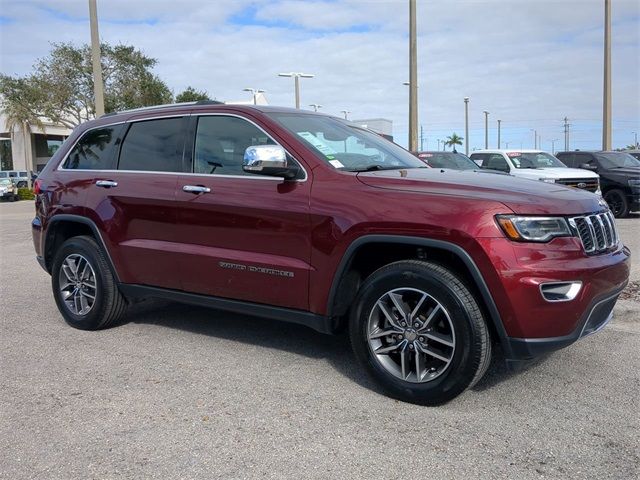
[0,42,172,128]
[444,133,463,151]
[175,86,210,103]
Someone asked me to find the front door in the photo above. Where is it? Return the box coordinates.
[175,114,312,310]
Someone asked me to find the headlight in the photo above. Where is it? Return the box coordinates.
[496,215,571,242]
[540,178,556,183]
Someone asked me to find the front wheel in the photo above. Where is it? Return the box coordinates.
[349,260,491,405]
[604,189,629,218]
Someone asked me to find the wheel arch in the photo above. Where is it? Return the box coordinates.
[326,235,512,356]
[44,215,120,282]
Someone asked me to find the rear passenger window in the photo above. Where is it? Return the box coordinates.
[118,118,185,172]
[194,116,276,175]
[63,125,123,170]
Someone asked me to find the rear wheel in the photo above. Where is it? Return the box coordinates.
[604,189,629,218]
[349,260,491,405]
[51,236,126,330]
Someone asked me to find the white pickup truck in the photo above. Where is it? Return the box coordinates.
[470,150,601,195]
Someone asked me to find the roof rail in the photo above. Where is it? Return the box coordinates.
[101,100,223,118]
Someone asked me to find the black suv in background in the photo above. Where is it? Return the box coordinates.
[556,151,640,218]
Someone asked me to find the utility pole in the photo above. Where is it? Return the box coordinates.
[278,72,314,109]
[483,111,489,149]
[420,125,425,151]
[603,0,612,150]
[563,117,570,151]
[243,88,265,105]
[464,97,469,155]
[408,0,418,151]
[634,131,638,148]
[88,0,105,117]
[531,129,538,149]
[551,139,559,154]
[497,119,501,149]
[437,139,441,151]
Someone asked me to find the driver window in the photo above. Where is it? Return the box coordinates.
[194,116,276,175]
[484,154,509,172]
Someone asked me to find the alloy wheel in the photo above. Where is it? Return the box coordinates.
[367,287,456,383]
[58,254,97,316]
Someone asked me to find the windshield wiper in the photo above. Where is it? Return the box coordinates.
[345,165,399,172]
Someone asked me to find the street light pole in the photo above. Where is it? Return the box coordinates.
[340,110,351,120]
[634,131,638,148]
[437,139,441,151]
[243,88,265,105]
[309,104,322,112]
[497,119,501,149]
[278,72,314,109]
[464,97,469,155]
[603,0,612,150]
[88,0,105,117]
[408,0,418,151]
[531,129,537,149]
[483,111,489,149]
[551,138,559,154]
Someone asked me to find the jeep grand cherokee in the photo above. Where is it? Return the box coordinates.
[32,102,630,405]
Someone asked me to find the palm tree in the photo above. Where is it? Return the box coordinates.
[444,133,463,152]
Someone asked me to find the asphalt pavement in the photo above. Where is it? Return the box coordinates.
[1,200,638,480]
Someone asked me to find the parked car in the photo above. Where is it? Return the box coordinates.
[624,149,640,161]
[0,178,19,201]
[415,151,485,170]
[555,151,640,218]
[0,170,31,187]
[470,150,601,195]
[31,103,630,405]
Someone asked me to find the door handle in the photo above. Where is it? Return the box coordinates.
[95,180,118,188]
[183,185,211,194]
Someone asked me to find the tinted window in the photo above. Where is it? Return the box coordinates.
[595,152,640,168]
[63,125,123,170]
[482,154,510,172]
[574,153,595,168]
[469,153,486,166]
[555,152,574,167]
[119,118,185,172]
[194,116,276,175]
[417,152,478,170]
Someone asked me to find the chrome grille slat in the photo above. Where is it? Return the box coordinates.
[570,211,618,255]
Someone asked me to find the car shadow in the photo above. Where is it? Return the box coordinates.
[126,299,528,395]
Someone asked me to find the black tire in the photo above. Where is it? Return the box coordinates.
[51,235,126,330]
[8,195,15,202]
[349,260,491,405]
[604,189,629,218]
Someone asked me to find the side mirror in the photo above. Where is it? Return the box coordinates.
[579,163,597,171]
[243,145,300,180]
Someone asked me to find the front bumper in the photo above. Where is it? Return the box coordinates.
[506,281,626,360]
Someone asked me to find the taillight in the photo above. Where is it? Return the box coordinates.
[33,179,42,195]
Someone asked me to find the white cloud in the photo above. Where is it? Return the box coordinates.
[0,0,638,149]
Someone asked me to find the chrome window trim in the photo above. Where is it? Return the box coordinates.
[191,112,308,182]
[55,112,308,183]
[56,113,190,172]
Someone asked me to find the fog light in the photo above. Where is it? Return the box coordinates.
[540,282,582,302]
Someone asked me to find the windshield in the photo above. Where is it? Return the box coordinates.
[507,152,566,169]
[417,152,477,170]
[595,152,640,169]
[0,179,12,185]
[268,113,426,171]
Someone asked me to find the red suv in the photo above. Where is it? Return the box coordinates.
[32,102,630,404]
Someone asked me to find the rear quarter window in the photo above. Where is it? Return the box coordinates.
[63,125,124,170]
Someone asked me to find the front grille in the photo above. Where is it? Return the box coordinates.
[556,178,599,193]
[569,211,618,254]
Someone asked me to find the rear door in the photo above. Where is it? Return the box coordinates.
[83,116,188,290]
[174,113,312,310]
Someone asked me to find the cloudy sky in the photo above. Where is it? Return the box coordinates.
[0,0,638,151]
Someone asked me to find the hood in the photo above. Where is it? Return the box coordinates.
[601,167,640,177]
[356,168,604,215]
[512,167,599,180]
